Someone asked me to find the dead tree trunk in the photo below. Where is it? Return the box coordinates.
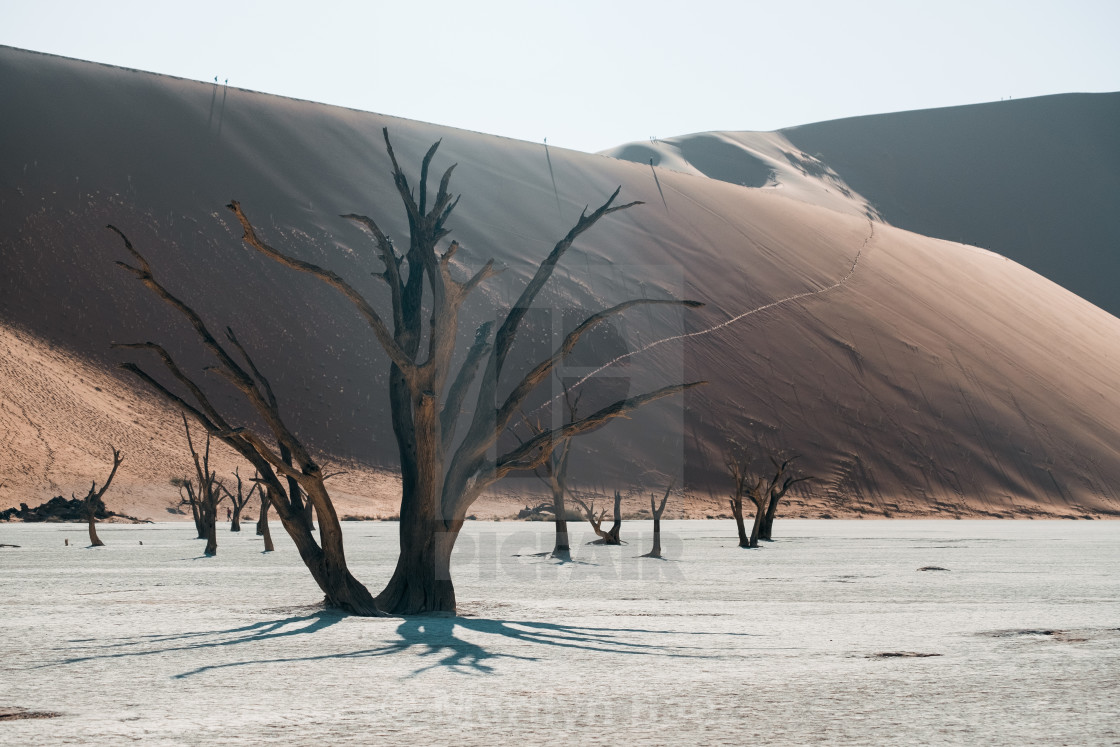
[729,494,749,547]
[642,482,672,558]
[746,483,767,548]
[259,488,275,552]
[80,447,123,547]
[115,130,704,615]
[221,468,260,533]
[759,457,812,541]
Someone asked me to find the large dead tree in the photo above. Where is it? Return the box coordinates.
[179,415,224,556]
[79,447,123,547]
[759,456,812,541]
[113,130,702,614]
[221,468,260,532]
[575,490,623,545]
[642,482,672,558]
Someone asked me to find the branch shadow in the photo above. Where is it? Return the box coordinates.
[513,550,599,567]
[48,609,344,667]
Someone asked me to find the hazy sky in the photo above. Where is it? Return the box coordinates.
[3,0,1117,152]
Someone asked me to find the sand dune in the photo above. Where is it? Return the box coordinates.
[2,46,1119,519]
[609,93,1120,315]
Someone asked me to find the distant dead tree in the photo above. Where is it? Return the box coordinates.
[179,414,224,556]
[112,130,702,614]
[727,445,765,548]
[641,481,672,558]
[256,483,276,553]
[79,447,123,547]
[727,445,811,548]
[759,456,812,541]
[575,490,623,545]
[171,477,205,538]
[221,467,260,532]
[523,382,581,559]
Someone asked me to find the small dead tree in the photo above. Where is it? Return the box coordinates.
[523,382,581,559]
[221,468,260,532]
[180,414,224,556]
[171,477,206,538]
[759,456,812,541]
[642,481,672,558]
[575,490,623,545]
[727,446,766,549]
[79,447,123,547]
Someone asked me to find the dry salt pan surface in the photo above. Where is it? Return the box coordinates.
[1,520,1118,745]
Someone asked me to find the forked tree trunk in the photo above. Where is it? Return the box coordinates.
[81,447,121,548]
[643,483,671,558]
[274,500,380,615]
[600,491,623,545]
[230,504,243,532]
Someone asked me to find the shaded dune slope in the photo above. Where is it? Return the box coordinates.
[3,46,1119,518]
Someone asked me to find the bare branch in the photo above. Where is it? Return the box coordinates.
[226,327,278,412]
[492,186,643,378]
[495,381,705,477]
[496,298,703,433]
[441,321,494,445]
[226,201,415,377]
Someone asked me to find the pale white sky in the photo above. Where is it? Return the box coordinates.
[2,0,1118,152]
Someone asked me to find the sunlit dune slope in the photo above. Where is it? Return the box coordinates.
[3,46,1119,519]
[607,93,1120,316]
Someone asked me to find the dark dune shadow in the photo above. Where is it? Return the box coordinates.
[678,135,773,187]
[611,143,662,166]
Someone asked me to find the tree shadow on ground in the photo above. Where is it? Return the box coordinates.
[169,614,753,679]
[45,608,754,680]
[513,550,598,566]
